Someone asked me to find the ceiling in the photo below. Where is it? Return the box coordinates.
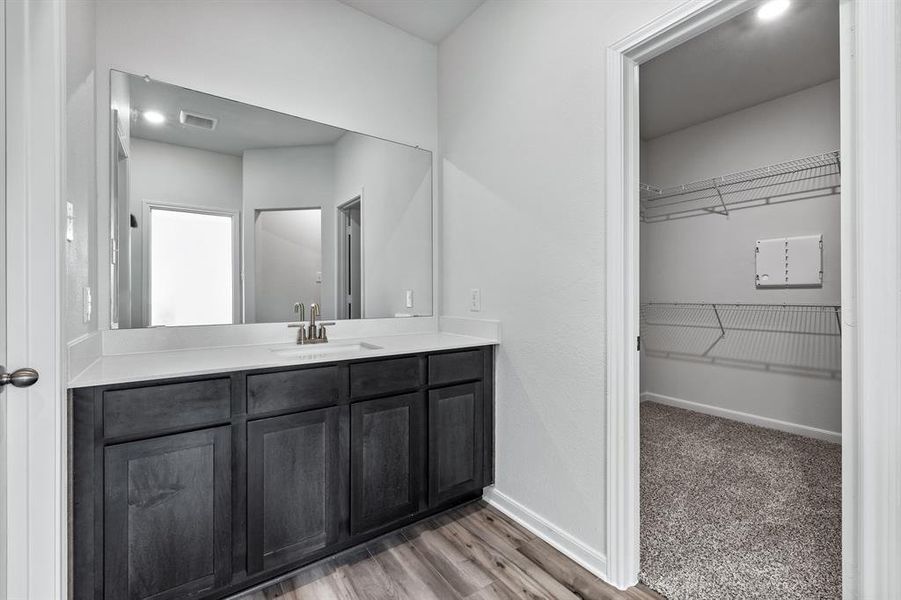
[127,74,346,156]
[640,0,839,140]
[337,0,484,43]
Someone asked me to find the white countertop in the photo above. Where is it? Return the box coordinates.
[68,332,497,389]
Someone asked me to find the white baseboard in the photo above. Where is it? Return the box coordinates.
[482,487,608,582]
[641,392,842,444]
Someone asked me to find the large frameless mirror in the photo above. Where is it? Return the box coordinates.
[108,70,433,329]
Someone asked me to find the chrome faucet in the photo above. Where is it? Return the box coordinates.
[288,302,333,344]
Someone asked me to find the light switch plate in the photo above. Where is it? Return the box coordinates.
[405,289,414,308]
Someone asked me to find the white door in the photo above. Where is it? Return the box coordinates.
[2,1,66,598]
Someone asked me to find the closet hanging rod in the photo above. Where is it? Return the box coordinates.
[640,151,840,203]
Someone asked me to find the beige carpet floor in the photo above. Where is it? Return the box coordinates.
[639,401,841,600]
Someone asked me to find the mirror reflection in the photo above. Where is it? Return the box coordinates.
[109,70,433,329]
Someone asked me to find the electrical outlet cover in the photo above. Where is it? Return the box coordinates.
[469,288,481,312]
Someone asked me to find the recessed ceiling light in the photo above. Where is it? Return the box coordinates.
[143,110,166,125]
[757,0,790,21]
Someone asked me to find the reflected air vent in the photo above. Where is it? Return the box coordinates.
[178,110,218,130]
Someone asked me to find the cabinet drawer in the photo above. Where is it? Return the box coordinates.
[350,356,421,398]
[247,366,339,415]
[103,378,231,439]
[428,350,484,386]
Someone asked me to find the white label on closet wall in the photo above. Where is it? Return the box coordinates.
[755,234,823,288]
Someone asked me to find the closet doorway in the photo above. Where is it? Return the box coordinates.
[634,1,842,598]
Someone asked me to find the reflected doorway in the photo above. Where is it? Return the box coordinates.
[253,208,322,323]
[337,197,362,319]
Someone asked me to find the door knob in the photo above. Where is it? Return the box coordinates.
[0,366,39,388]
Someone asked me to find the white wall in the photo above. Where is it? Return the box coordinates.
[128,138,243,326]
[439,0,680,567]
[65,0,97,343]
[333,133,432,318]
[640,80,841,435]
[94,0,438,331]
[254,209,322,323]
[242,145,335,321]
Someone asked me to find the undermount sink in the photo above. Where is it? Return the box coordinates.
[269,341,382,359]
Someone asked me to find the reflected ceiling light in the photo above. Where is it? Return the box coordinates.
[757,0,790,21]
[143,110,166,125]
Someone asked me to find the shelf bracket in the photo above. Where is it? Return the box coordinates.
[701,303,726,356]
[712,183,729,216]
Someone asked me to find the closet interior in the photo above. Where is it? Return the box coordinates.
[637,1,842,599]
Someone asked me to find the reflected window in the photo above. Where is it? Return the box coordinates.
[148,207,235,326]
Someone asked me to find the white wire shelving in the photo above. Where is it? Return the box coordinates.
[640,151,841,223]
[640,302,841,378]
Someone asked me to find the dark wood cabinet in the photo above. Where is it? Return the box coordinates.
[72,345,493,600]
[104,427,232,600]
[350,392,425,534]
[246,407,345,573]
[103,378,231,440]
[428,382,484,505]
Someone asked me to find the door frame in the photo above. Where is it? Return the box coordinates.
[141,200,242,327]
[604,0,900,596]
[3,0,67,598]
[336,191,365,319]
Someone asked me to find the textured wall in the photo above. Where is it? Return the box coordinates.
[65,0,97,342]
[439,0,680,561]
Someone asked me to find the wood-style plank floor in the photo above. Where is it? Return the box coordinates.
[235,501,664,600]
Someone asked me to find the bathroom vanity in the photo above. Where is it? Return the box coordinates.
[70,338,495,600]
[67,63,494,599]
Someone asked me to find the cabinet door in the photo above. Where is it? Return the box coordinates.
[246,407,345,573]
[104,427,231,600]
[429,382,485,505]
[350,392,425,535]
